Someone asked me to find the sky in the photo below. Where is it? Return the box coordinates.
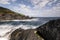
[0,0,60,17]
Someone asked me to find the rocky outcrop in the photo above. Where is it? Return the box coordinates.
[10,28,44,40]
[37,19,60,40]
[0,7,31,20]
[10,19,60,40]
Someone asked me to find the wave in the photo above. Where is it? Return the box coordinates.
[0,18,39,22]
[0,18,49,40]
[0,24,39,40]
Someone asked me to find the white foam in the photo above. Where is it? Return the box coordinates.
[0,37,9,40]
[0,18,40,40]
[0,18,39,22]
[15,24,38,30]
[0,23,38,40]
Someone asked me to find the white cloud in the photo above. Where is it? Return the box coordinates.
[40,6,60,17]
[0,0,10,4]
[31,0,60,17]
[13,0,60,17]
[11,0,17,2]
[0,0,16,4]
[31,0,51,9]
[13,4,40,17]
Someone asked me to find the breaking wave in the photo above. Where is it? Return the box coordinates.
[0,18,51,40]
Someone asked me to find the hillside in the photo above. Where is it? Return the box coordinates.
[0,7,31,20]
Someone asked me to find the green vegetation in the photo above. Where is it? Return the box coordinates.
[0,7,31,20]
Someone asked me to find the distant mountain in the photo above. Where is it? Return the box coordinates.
[0,7,31,20]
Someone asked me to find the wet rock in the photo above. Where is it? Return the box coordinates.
[37,19,60,40]
[10,29,44,40]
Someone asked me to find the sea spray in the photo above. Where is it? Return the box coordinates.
[0,18,49,40]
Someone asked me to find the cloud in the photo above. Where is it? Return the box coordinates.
[30,0,60,17]
[30,0,60,9]
[12,0,60,17]
[0,0,10,4]
[11,0,17,2]
[13,4,39,16]
[31,0,50,8]
[39,6,60,17]
[0,0,16,4]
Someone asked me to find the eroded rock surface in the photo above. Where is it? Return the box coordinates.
[10,29,44,40]
[37,19,60,40]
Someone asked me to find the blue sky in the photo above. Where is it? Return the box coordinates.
[0,0,60,17]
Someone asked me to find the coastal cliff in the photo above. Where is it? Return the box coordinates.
[0,7,31,20]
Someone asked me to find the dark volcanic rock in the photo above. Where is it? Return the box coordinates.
[37,19,60,40]
[10,29,44,40]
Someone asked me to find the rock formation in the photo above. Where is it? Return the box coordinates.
[10,28,44,40]
[37,19,60,40]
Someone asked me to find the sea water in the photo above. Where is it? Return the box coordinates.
[0,17,60,40]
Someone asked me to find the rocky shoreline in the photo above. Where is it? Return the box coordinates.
[10,29,44,40]
[37,19,60,40]
[10,19,60,40]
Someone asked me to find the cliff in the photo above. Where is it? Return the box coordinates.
[37,19,60,40]
[0,7,31,20]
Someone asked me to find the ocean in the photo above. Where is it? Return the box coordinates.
[0,17,60,40]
